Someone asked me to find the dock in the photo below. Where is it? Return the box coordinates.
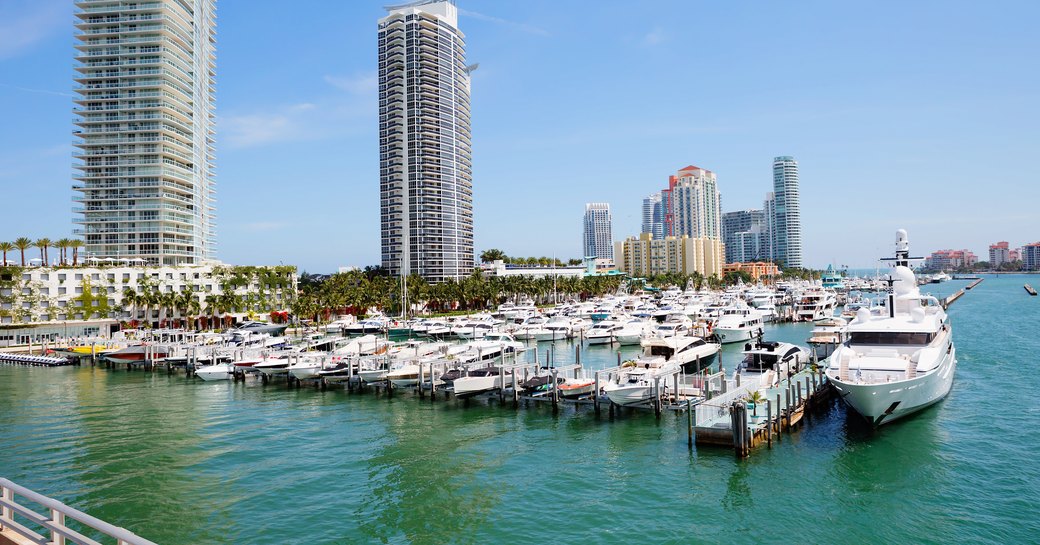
[941,289,966,308]
[965,278,983,290]
[1026,284,1037,296]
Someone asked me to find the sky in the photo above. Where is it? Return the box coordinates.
[0,0,1037,272]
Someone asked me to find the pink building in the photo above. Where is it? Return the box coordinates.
[925,249,978,270]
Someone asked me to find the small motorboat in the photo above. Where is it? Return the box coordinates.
[558,378,596,399]
[195,362,234,381]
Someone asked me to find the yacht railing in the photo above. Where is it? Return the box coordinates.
[0,478,158,545]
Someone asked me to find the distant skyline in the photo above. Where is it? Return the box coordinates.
[1,0,1038,271]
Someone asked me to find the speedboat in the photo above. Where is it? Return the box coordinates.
[104,344,168,363]
[195,362,234,381]
[559,378,597,399]
[826,230,957,427]
[603,364,677,406]
[714,306,765,344]
[452,367,511,398]
[253,356,292,377]
[386,363,422,387]
[234,320,289,337]
[344,316,390,335]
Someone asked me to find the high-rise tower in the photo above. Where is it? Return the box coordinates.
[378,0,474,282]
[583,203,614,261]
[670,165,721,240]
[772,156,802,268]
[73,0,217,265]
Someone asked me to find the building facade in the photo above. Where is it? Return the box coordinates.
[772,156,802,268]
[378,0,474,282]
[721,209,768,263]
[1023,243,1040,271]
[73,0,217,265]
[641,193,664,240]
[989,241,1010,268]
[614,233,723,278]
[670,165,721,240]
[925,249,978,270]
[583,203,614,261]
[0,264,296,333]
[722,262,780,282]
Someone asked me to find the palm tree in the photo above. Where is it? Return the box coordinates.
[748,390,765,417]
[122,287,138,320]
[55,238,72,266]
[13,238,32,267]
[0,242,13,267]
[69,239,84,266]
[35,238,52,266]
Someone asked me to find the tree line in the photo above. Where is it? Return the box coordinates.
[0,238,85,267]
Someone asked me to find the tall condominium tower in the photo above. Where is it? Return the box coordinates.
[721,209,767,263]
[772,156,802,268]
[73,0,217,265]
[583,203,614,261]
[763,192,776,263]
[378,0,474,282]
[641,193,664,239]
[670,165,721,240]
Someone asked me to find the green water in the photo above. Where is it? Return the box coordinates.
[2,276,1038,544]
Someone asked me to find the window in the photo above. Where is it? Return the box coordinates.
[850,332,935,345]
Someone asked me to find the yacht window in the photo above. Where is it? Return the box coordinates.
[649,345,674,357]
[850,332,934,345]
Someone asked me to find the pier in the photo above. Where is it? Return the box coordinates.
[965,278,983,290]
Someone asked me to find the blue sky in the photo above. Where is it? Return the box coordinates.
[1,0,1037,271]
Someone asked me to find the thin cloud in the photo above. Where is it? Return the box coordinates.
[458,8,549,36]
[220,110,297,149]
[324,73,378,95]
[0,2,67,59]
[643,27,667,46]
[0,83,74,98]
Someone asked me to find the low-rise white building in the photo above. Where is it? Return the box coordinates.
[0,264,296,343]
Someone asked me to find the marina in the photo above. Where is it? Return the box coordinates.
[4,272,1035,543]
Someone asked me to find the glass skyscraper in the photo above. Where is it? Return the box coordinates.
[772,156,802,268]
[73,0,217,265]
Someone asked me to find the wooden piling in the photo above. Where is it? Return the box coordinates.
[687,397,694,449]
[766,400,772,447]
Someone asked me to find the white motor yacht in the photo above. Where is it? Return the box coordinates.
[615,319,652,345]
[714,306,764,344]
[452,366,512,398]
[585,320,623,345]
[826,230,956,427]
[794,289,837,322]
[637,335,720,373]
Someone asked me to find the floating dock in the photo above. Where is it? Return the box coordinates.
[965,278,983,290]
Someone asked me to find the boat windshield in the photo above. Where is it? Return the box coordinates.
[742,353,777,371]
[647,345,675,358]
[849,331,935,345]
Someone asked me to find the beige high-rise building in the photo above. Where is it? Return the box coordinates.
[615,233,724,278]
[73,0,217,265]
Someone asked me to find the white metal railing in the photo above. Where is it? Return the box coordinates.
[694,374,764,427]
[0,478,158,545]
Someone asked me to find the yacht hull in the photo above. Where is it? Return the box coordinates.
[715,326,762,344]
[830,348,956,426]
